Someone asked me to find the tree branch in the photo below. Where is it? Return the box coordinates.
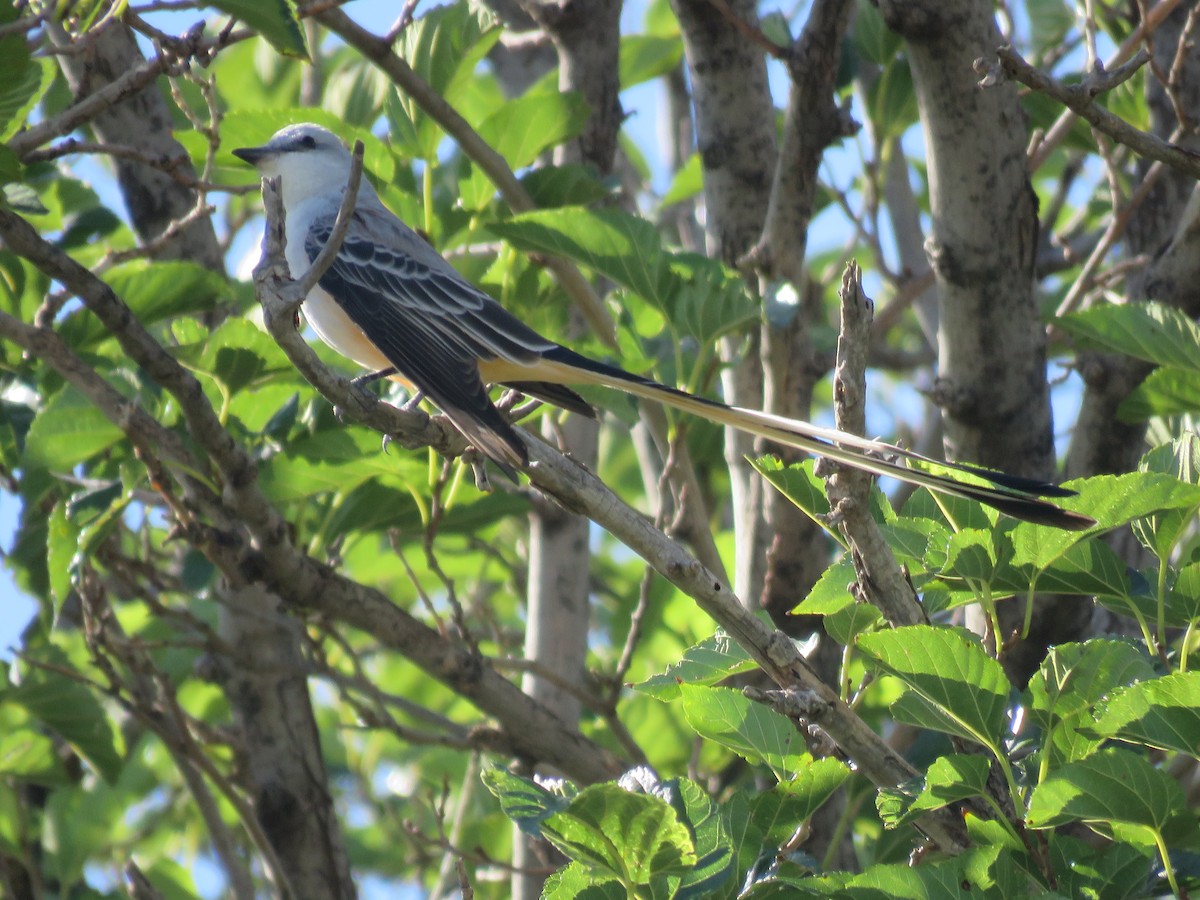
[823,263,926,627]
[0,205,624,786]
[980,45,1200,180]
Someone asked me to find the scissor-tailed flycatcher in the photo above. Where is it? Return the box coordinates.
[234,124,1094,530]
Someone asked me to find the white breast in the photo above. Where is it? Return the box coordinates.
[283,197,392,373]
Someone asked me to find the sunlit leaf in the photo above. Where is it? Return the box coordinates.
[678,684,807,781]
[635,631,756,700]
[541,783,696,884]
[1026,748,1189,836]
[857,626,1009,747]
[209,0,308,59]
[1087,672,1200,757]
[1059,301,1200,372]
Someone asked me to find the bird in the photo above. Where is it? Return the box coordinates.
[233,124,1095,531]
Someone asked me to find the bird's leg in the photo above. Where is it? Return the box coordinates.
[351,367,397,388]
[337,368,396,420]
[456,447,494,492]
[496,388,524,412]
[496,389,543,423]
[400,390,425,412]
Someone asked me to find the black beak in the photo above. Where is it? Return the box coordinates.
[232,145,270,165]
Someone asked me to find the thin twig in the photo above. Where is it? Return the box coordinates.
[298,139,364,297]
[1024,0,1186,170]
[981,45,1200,180]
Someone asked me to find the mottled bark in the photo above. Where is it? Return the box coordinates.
[50,24,222,269]
[671,0,776,603]
[879,0,1055,480]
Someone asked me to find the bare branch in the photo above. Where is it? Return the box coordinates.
[10,36,191,158]
[293,140,363,295]
[1026,0,1185,170]
[981,45,1200,180]
[822,263,925,628]
[0,205,624,785]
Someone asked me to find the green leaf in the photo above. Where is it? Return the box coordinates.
[1021,538,1132,599]
[1132,437,1200,562]
[796,559,856,616]
[1119,368,1200,421]
[877,754,991,828]
[175,318,293,398]
[208,0,308,58]
[678,684,807,780]
[541,783,696,885]
[662,153,703,206]
[256,428,429,505]
[856,626,1009,747]
[852,0,903,65]
[749,758,851,841]
[322,56,390,128]
[1049,834,1154,900]
[482,91,589,171]
[0,144,18,188]
[60,261,227,348]
[721,790,766,892]
[1087,672,1200,757]
[664,252,757,347]
[868,59,919,142]
[491,207,672,305]
[521,164,611,208]
[1026,747,1189,835]
[45,500,78,610]
[7,661,123,783]
[459,92,590,209]
[1024,639,1153,769]
[22,386,123,472]
[822,601,881,646]
[542,862,625,899]
[745,857,976,898]
[396,4,501,158]
[1026,639,1155,728]
[669,777,734,899]
[942,528,998,583]
[752,456,831,523]
[481,767,574,837]
[0,22,32,137]
[1059,301,1200,372]
[0,57,55,142]
[0,726,71,786]
[620,35,684,88]
[635,631,757,700]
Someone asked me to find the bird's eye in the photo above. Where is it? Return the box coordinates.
[298,134,317,149]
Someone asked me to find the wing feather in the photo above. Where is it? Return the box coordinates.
[305,207,554,469]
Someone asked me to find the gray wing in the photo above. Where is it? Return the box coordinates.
[305,206,557,469]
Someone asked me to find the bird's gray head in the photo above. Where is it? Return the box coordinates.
[233,124,360,208]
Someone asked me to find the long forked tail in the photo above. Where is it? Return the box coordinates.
[533,347,1097,531]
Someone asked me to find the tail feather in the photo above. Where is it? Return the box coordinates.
[534,347,1095,531]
